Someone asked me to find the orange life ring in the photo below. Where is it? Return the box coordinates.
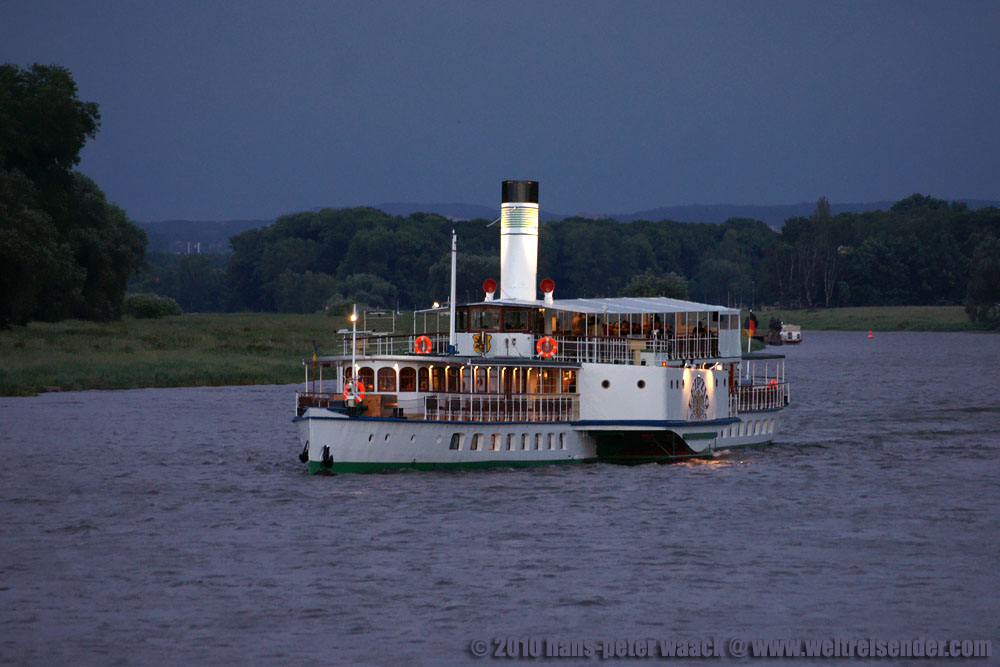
[414,335,432,354]
[536,336,557,358]
[769,379,777,387]
[343,380,366,401]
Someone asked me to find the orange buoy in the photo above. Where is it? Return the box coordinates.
[536,336,558,358]
[414,335,432,354]
[343,380,366,402]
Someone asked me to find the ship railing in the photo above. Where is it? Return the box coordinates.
[735,382,789,412]
[729,392,740,418]
[549,334,719,364]
[337,333,451,356]
[332,332,720,363]
[423,392,580,423]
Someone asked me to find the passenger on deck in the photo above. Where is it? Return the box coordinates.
[572,312,584,335]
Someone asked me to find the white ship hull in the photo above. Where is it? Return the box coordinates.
[296,405,783,473]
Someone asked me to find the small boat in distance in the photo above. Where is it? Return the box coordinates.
[294,181,790,473]
[779,323,802,344]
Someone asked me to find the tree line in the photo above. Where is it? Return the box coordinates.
[130,196,999,328]
[3,64,997,329]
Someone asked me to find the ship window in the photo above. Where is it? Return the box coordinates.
[601,380,610,389]
[449,433,462,450]
[471,433,483,451]
[541,369,558,393]
[377,367,396,392]
[358,367,375,390]
[456,308,469,332]
[559,433,566,450]
[547,433,554,450]
[507,434,515,450]
[446,366,461,392]
[521,434,528,450]
[431,366,445,392]
[400,367,416,391]
[490,434,501,451]
[470,307,500,331]
[561,370,577,393]
[534,434,541,450]
[504,309,528,331]
[637,380,646,389]
[418,367,429,392]
[368,434,374,442]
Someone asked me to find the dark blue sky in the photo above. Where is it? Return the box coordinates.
[4,1,998,221]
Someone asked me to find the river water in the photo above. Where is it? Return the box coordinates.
[1,332,998,664]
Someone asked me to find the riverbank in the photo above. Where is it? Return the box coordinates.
[748,305,974,332]
[0,313,351,397]
[0,306,979,396]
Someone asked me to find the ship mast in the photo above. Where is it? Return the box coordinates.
[449,229,457,351]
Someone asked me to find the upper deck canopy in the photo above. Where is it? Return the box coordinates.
[475,296,739,315]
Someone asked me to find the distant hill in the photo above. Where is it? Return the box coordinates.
[139,219,272,253]
[139,198,999,253]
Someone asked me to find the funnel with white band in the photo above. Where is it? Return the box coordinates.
[500,180,539,301]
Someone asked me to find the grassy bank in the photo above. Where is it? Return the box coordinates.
[749,306,974,332]
[0,313,364,397]
[0,306,979,397]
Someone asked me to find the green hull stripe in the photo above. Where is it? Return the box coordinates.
[308,458,590,474]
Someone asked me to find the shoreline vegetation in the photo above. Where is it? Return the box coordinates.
[0,306,982,397]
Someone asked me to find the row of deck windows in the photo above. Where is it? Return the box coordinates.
[346,365,577,394]
[449,432,567,451]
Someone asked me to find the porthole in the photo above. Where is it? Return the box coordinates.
[384,434,390,441]
[637,380,646,389]
[601,380,610,389]
[410,434,416,442]
[368,434,374,442]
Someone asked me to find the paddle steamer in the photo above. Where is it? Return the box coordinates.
[295,181,789,473]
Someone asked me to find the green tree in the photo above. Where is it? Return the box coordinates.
[621,270,688,299]
[1,63,145,326]
[965,234,1000,327]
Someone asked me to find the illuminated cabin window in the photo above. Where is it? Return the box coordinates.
[418,367,429,392]
[377,367,396,392]
[561,370,577,393]
[400,367,416,392]
[446,366,461,393]
[358,367,375,390]
[431,367,445,392]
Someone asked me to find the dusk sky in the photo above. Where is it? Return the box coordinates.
[4,1,998,222]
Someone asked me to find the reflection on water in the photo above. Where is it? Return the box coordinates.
[1,332,998,663]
